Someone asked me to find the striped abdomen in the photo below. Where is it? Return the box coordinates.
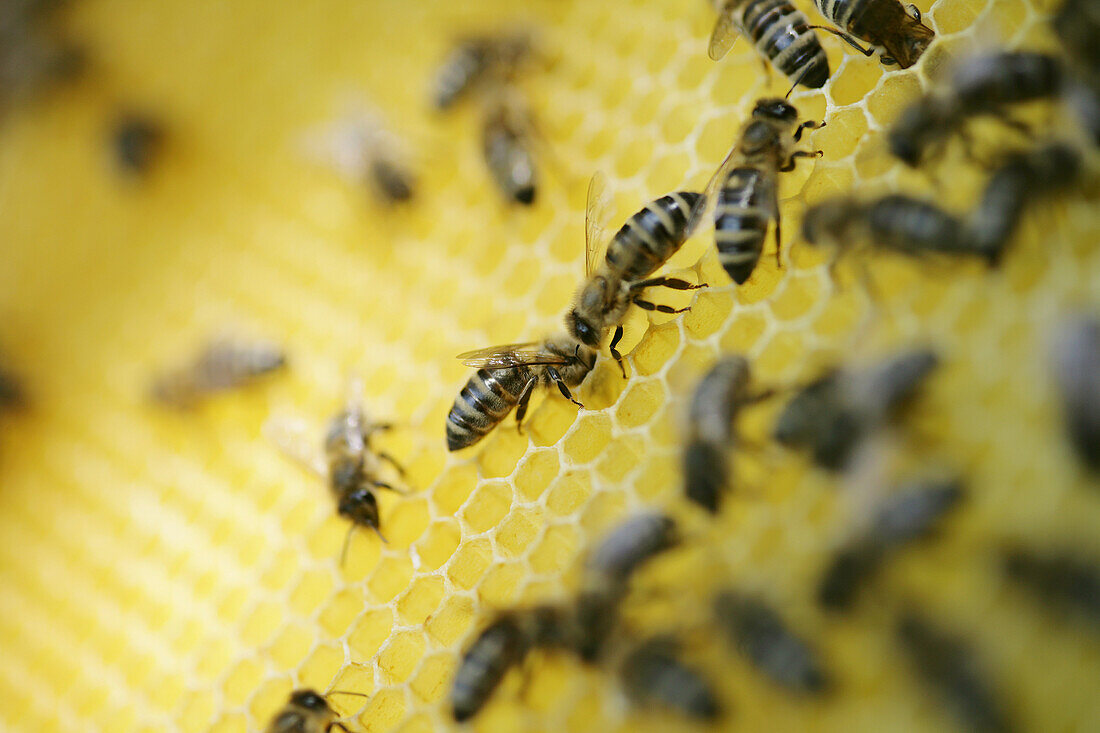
[741,0,829,88]
[605,191,703,283]
[815,0,863,31]
[451,618,529,721]
[446,367,531,451]
[714,166,774,284]
[482,112,536,204]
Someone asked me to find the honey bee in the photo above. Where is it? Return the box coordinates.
[1003,546,1100,627]
[713,591,829,693]
[451,604,576,722]
[689,97,823,285]
[431,33,530,111]
[811,0,934,69]
[0,361,24,409]
[683,355,772,512]
[706,0,830,89]
[266,689,366,733]
[619,636,722,720]
[1050,315,1100,472]
[969,143,1082,259]
[0,1,84,115]
[575,513,679,661]
[801,194,988,267]
[567,173,705,375]
[1053,0,1100,84]
[265,381,406,560]
[446,335,595,451]
[481,93,538,205]
[149,338,286,408]
[112,113,164,176]
[896,614,1012,733]
[302,101,416,204]
[774,349,939,471]
[819,477,963,610]
[888,51,1065,167]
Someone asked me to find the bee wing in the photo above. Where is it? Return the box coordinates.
[708,9,741,61]
[263,416,328,479]
[684,141,742,239]
[457,342,574,369]
[585,171,612,278]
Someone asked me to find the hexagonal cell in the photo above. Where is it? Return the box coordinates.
[495,506,544,558]
[561,412,613,464]
[425,594,475,648]
[348,608,394,662]
[431,464,479,517]
[447,538,494,591]
[477,561,527,606]
[461,481,514,533]
[513,448,561,501]
[546,471,594,518]
[377,631,427,684]
[396,575,445,626]
[288,568,334,618]
[367,556,415,604]
[297,642,345,689]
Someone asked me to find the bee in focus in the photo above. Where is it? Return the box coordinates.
[619,636,722,721]
[1002,546,1100,628]
[713,590,829,693]
[481,92,538,205]
[819,476,964,611]
[801,194,989,271]
[706,0,830,89]
[896,614,1013,733]
[450,604,576,722]
[266,688,367,733]
[888,51,1065,167]
[567,173,704,375]
[111,112,165,176]
[431,32,531,111]
[575,513,679,661]
[811,0,934,69]
[265,381,407,560]
[774,349,939,471]
[690,97,823,285]
[149,338,287,408]
[683,355,773,512]
[446,335,595,451]
[968,143,1082,260]
[1050,314,1100,472]
[302,101,416,204]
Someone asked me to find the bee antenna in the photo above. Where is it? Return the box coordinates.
[785,64,813,99]
[372,525,389,545]
[340,525,357,567]
[325,690,371,699]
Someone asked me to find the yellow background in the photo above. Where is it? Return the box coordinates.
[0,0,1097,731]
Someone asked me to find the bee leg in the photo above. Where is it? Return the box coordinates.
[633,299,690,315]
[808,26,875,57]
[377,451,407,478]
[779,149,824,172]
[793,119,825,142]
[328,723,353,733]
[774,212,784,268]
[372,478,408,496]
[514,378,536,433]
[546,366,584,409]
[609,325,627,378]
[632,276,706,291]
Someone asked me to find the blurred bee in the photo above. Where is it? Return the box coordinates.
[707,0,830,89]
[481,93,538,205]
[774,349,939,471]
[451,604,576,722]
[968,143,1082,260]
[1053,0,1100,83]
[889,51,1065,167]
[267,689,367,733]
[302,101,416,204]
[150,338,286,408]
[819,477,964,610]
[0,0,84,115]
[619,636,722,721]
[1003,546,1100,627]
[112,113,164,176]
[683,355,773,512]
[567,173,705,375]
[713,591,829,693]
[896,614,1013,733]
[446,334,595,451]
[802,194,988,268]
[811,0,934,69]
[689,97,823,285]
[265,381,407,560]
[0,362,24,410]
[575,513,679,661]
[432,32,531,111]
[1050,314,1100,472]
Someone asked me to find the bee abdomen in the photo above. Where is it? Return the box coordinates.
[715,167,770,284]
[446,368,529,451]
[744,0,829,88]
[452,620,528,721]
[814,0,862,31]
[606,191,702,282]
[867,196,968,256]
[483,116,536,204]
[683,442,729,513]
[434,43,487,110]
[585,513,678,584]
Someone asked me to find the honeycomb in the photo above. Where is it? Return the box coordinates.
[0,0,1097,731]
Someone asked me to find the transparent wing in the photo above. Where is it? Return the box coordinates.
[585,171,612,277]
[684,140,743,239]
[263,415,328,479]
[708,10,741,61]
[457,342,574,369]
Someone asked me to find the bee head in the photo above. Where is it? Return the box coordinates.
[289,689,330,712]
[338,487,381,529]
[567,309,601,348]
[752,98,798,124]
